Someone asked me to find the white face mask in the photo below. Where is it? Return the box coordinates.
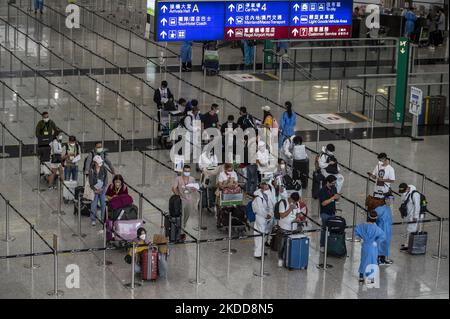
[69,143,75,147]
[43,118,50,123]
[378,161,385,166]
[281,190,288,199]
[183,172,191,177]
[58,135,63,141]
[115,182,121,188]
[139,234,146,241]
[280,164,286,170]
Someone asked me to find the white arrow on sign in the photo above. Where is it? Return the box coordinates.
[160,31,167,39]
[228,4,235,12]
[400,48,406,54]
[293,16,299,23]
[400,41,407,46]
[293,3,300,11]
[292,28,299,36]
[161,5,168,13]
[161,18,168,26]
[227,29,234,37]
[228,17,234,24]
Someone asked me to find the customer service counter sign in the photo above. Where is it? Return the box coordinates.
[155,0,353,41]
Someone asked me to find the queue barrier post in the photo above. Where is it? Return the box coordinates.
[254,232,269,277]
[316,123,320,152]
[72,196,86,238]
[349,139,353,170]
[0,124,10,158]
[432,218,448,260]
[124,242,142,289]
[317,226,333,270]
[137,151,150,187]
[47,234,64,296]
[24,224,40,269]
[222,208,237,255]
[346,202,361,243]
[97,210,112,267]
[52,179,66,215]
[2,199,15,242]
[189,239,206,285]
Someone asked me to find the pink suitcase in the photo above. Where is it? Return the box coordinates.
[113,219,144,241]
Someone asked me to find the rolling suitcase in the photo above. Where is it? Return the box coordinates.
[326,216,347,234]
[63,180,78,203]
[141,246,158,281]
[293,159,309,189]
[327,232,347,258]
[73,198,91,217]
[114,219,144,242]
[285,234,309,270]
[164,216,182,243]
[408,218,427,255]
[312,169,323,199]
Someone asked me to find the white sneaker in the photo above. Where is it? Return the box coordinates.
[278,259,283,267]
[91,221,96,227]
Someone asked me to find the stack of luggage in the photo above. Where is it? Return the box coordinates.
[217,188,246,236]
[165,195,182,243]
[38,136,51,181]
[73,186,91,217]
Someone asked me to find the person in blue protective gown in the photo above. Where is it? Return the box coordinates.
[375,204,393,266]
[242,40,254,69]
[278,101,296,147]
[355,211,385,285]
[404,7,417,39]
[180,41,193,72]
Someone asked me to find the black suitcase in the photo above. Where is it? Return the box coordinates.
[312,169,323,199]
[73,199,91,217]
[326,216,346,234]
[408,231,428,255]
[169,195,182,217]
[327,232,347,258]
[74,186,84,200]
[164,216,182,243]
[109,204,138,221]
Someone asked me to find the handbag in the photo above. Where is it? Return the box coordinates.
[83,179,95,201]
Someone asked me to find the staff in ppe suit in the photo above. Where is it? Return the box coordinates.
[180,41,193,72]
[375,204,393,265]
[252,179,276,259]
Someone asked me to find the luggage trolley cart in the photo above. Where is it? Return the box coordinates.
[217,190,246,236]
[203,41,220,76]
[158,110,184,149]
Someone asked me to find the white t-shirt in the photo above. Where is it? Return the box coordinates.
[218,171,238,183]
[292,144,308,161]
[199,153,218,170]
[278,200,307,231]
[372,163,395,195]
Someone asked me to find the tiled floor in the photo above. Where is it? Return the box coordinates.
[0,0,448,299]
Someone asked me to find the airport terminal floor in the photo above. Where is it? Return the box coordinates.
[0,0,448,300]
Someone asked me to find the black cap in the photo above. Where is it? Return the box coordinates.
[398,183,408,193]
[378,153,387,160]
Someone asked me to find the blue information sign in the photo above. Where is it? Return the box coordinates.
[156,1,225,41]
[155,0,353,41]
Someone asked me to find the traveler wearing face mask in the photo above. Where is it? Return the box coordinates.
[202,104,221,130]
[256,140,274,182]
[274,159,294,198]
[171,165,199,239]
[89,155,108,226]
[35,112,57,145]
[83,142,115,176]
[252,180,276,259]
[220,115,238,134]
[217,163,240,192]
[277,192,308,267]
[318,175,340,252]
[367,153,395,206]
[106,174,129,201]
[125,228,149,274]
[153,80,174,110]
[318,144,344,193]
[62,135,81,182]
[48,132,64,189]
[398,183,422,252]
[199,149,219,210]
[292,136,309,190]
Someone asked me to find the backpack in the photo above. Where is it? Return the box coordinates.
[246,201,256,223]
[242,115,255,130]
[283,175,301,191]
[274,199,287,220]
[321,153,339,174]
[399,191,428,218]
[169,195,182,217]
[177,114,193,129]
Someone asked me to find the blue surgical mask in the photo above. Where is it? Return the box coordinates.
[183,172,191,177]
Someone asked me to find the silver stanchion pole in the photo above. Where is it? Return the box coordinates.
[2,200,16,242]
[146,120,156,150]
[189,239,206,285]
[253,45,257,73]
[365,176,370,198]
[349,140,353,170]
[24,225,40,269]
[137,152,150,187]
[125,242,142,288]
[432,218,448,260]
[421,174,426,195]
[72,196,86,238]
[138,193,143,219]
[97,210,112,266]
[254,232,269,277]
[18,62,25,87]
[101,119,105,147]
[116,138,124,167]
[47,234,64,296]
[346,202,361,242]
[316,123,320,152]
[222,209,237,254]
[32,157,43,192]
[52,179,66,215]
[0,125,10,158]
[317,227,333,269]
[18,141,23,175]
[193,190,206,231]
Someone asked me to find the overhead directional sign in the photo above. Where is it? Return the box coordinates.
[156,1,225,41]
[224,1,290,40]
[290,1,352,39]
[155,0,353,42]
